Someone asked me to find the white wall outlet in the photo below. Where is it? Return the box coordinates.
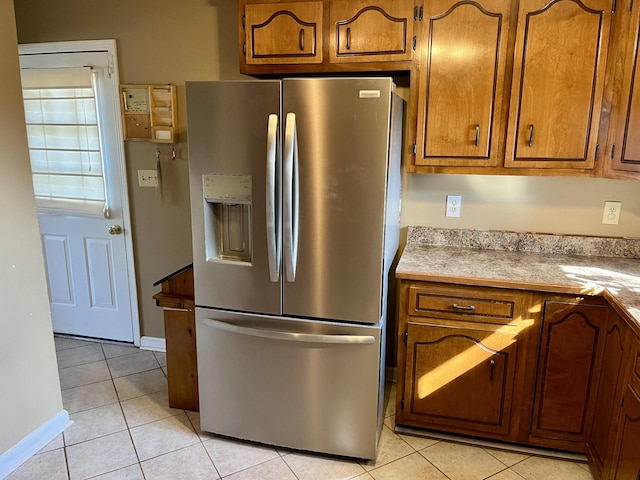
[446,195,462,218]
[602,201,622,225]
[138,169,158,187]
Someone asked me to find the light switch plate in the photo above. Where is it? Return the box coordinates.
[138,169,158,187]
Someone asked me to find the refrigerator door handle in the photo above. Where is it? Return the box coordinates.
[283,112,300,282]
[201,318,375,345]
[266,114,280,282]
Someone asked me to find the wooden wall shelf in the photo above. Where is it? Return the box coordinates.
[120,84,178,144]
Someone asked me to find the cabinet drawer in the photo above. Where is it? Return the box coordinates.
[408,284,524,326]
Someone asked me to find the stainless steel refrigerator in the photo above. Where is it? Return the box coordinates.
[186,77,403,460]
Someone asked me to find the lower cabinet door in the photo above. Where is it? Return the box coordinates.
[530,301,607,450]
[612,385,640,480]
[588,311,628,478]
[400,322,519,438]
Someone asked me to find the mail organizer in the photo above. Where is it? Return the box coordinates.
[120,84,178,143]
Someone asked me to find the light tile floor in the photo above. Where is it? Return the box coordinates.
[7,337,595,480]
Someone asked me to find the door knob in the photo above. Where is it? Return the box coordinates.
[108,225,123,235]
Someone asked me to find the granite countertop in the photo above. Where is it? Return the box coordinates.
[397,227,640,328]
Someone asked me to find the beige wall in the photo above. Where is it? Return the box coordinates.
[13,0,640,340]
[402,174,640,238]
[14,0,245,338]
[0,0,63,455]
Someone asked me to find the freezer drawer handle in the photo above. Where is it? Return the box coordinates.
[283,112,300,282]
[201,318,375,345]
[266,114,281,282]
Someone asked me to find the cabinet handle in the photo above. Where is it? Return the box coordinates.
[475,124,480,147]
[299,29,305,51]
[527,124,534,147]
[452,303,476,312]
[489,359,495,380]
[346,27,351,50]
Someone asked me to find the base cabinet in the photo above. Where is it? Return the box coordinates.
[401,322,519,438]
[608,339,640,480]
[528,299,608,452]
[396,281,537,442]
[611,385,640,479]
[587,311,630,478]
[396,280,640,464]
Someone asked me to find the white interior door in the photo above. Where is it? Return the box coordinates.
[19,40,139,343]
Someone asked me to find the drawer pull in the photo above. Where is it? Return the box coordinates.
[452,303,476,311]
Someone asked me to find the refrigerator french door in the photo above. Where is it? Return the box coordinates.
[186,78,403,460]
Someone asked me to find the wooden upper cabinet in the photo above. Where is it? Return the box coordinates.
[329,0,414,63]
[608,2,640,174]
[244,2,323,65]
[415,0,512,167]
[239,0,414,74]
[504,0,612,170]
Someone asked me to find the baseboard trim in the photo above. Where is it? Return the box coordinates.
[140,336,166,352]
[0,410,72,479]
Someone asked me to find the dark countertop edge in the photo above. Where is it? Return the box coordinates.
[153,263,193,287]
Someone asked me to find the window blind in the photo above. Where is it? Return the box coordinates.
[21,66,106,214]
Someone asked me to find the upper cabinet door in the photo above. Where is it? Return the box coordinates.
[505,0,612,169]
[244,2,323,65]
[609,3,640,174]
[415,0,513,167]
[329,0,414,64]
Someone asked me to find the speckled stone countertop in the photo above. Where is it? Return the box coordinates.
[396,227,640,327]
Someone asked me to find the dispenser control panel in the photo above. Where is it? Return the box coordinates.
[203,174,252,204]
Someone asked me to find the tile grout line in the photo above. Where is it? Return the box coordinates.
[103,342,145,480]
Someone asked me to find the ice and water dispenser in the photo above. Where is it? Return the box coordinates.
[202,174,252,264]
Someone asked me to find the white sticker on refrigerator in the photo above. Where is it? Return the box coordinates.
[203,174,252,204]
[359,90,381,99]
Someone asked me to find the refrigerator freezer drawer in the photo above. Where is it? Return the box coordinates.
[196,308,384,460]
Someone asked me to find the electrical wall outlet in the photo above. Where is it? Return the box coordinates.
[138,169,158,187]
[446,195,461,218]
[602,201,622,225]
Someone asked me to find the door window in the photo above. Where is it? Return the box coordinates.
[21,66,106,214]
